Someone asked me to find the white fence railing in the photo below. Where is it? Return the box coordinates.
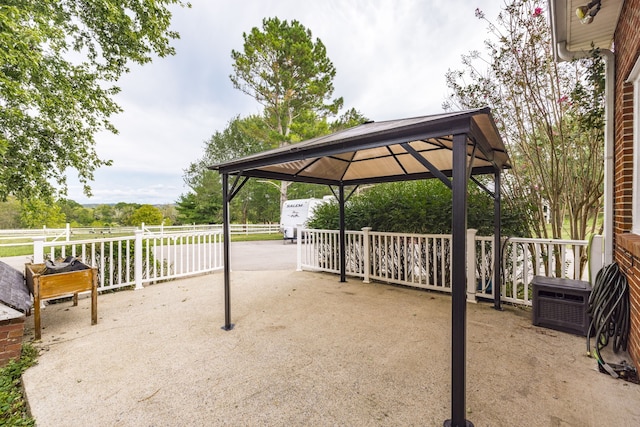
[143,223,281,235]
[11,224,604,307]
[33,229,224,291]
[0,223,280,250]
[298,228,604,306]
[0,223,274,295]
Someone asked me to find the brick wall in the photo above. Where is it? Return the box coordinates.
[625,264,640,367]
[0,310,25,367]
[613,0,640,368]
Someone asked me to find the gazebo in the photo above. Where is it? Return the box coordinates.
[210,107,511,427]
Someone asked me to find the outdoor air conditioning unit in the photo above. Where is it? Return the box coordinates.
[532,276,592,336]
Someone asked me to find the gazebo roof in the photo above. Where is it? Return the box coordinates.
[210,107,511,185]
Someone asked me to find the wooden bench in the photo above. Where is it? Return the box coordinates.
[25,262,98,340]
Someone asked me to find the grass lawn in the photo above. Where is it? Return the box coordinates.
[544,213,603,240]
[0,245,32,257]
[231,233,282,242]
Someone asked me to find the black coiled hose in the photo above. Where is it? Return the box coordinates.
[586,262,630,374]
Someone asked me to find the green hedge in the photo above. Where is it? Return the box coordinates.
[308,180,527,236]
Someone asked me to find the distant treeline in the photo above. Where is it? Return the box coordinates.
[0,198,178,229]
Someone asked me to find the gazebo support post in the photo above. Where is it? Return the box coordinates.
[221,173,234,331]
[339,183,346,282]
[493,169,502,311]
[445,134,473,427]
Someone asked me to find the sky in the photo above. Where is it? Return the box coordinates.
[65,0,505,205]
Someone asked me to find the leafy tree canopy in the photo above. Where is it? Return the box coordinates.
[176,171,224,224]
[19,199,66,228]
[330,108,370,132]
[128,204,164,226]
[177,115,269,224]
[230,17,348,209]
[0,197,20,229]
[230,17,343,146]
[0,198,177,228]
[444,0,604,242]
[58,198,93,226]
[179,17,369,224]
[0,0,190,202]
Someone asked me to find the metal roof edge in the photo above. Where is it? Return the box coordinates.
[209,108,492,173]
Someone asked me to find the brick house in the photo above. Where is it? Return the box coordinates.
[549,0,640,366]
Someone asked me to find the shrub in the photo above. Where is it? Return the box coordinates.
[308,180,527,236]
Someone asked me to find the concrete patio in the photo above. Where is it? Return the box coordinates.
[19,241,640,426]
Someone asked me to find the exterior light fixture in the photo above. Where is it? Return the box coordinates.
[576,0,602,24]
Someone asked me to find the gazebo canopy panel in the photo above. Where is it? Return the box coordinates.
[210,107,511,186]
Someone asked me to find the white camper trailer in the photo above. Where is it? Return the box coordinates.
[280,198,328,242]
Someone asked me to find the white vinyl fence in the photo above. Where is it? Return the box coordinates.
[0,223,274,294]
[6,223,604,307]
[298,228,604,306]
[0,223,280,251]
[143,223,280,235]
[32,229,224,291]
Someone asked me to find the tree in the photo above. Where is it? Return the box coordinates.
[19,199,66,228]
[176,171,224,224]
[128,204,164,226]
[93,204,116,226]
[230,17,343,208]
[330,108,370,132]
[0,197,21,229]
[177,116,272,224]
[158,204,177,226]
[444,0,604,247]
[0,0,189,202]
[114,202,140,226]
[180,19,367,224]
[58,199,93,226]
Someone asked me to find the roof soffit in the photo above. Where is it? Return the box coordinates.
[550,0,623,59]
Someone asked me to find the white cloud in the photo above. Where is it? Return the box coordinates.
[66,0,505,205]
[66,169,185,205]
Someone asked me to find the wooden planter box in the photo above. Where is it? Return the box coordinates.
[25,262,98,340]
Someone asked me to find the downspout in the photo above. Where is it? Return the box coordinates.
[603,50,614,265]
[557,42,614,265]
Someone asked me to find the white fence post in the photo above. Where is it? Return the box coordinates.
[134,229,143,290]
[466,229,478,303]
[589,234,604,284]
[362,227,372,283]
[65,223,71,241]
[33,236,45,264]
[296,226,302,271]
